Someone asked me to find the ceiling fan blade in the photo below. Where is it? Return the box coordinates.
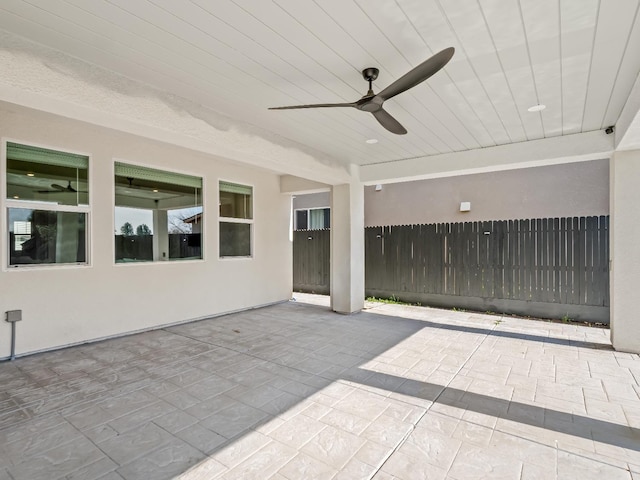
[37,189,84,194]
[377,47,454,101]
[371,109,407,135]
[38,181,82,193]
[269,102,356,110]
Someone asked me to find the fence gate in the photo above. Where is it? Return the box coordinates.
[293,229,330,295]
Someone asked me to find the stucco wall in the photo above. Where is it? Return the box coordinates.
[292,192,330,211]
[0,103,292,358]
[364,160,609,226]
[610,151,640,352]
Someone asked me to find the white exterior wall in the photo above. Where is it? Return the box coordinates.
[610,150,640,353]
[0,103,292,358]
[292,192,330,211]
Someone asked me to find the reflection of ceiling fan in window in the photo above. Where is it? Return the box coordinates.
[37,181,87,194]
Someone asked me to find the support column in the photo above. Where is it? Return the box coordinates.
[153,209,169,261]
[610,150,640,353]
[330,174,365,314]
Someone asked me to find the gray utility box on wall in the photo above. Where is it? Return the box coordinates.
[6,310,22,322]
[5,309,22,360]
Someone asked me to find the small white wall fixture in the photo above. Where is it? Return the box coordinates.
[460,201,471,212]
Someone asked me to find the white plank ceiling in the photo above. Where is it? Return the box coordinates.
[0,0,639,167]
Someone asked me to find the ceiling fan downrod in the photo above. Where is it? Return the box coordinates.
[362,67,379,96]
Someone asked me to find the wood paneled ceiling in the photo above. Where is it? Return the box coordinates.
[1,0,639,167]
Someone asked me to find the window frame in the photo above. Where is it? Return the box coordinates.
[218,179,254,260]
[112,158,206,266]
[2,138,92,271]
[294,207,330,230]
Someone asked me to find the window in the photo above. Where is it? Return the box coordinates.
[295,207,330,230]
[114,162,202,263]
[5,142,89,266]
[219,181,252,257]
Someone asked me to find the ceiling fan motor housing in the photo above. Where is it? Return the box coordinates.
[362,67,379,82]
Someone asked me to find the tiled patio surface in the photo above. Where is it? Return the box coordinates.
[0,294,639,480]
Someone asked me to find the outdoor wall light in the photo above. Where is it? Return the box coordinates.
[375,184,383,191]
[460,201,471,212]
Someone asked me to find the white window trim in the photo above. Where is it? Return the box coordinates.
[112,158,206,266]
[218,216,253,224]
[218,179,254,259]
[2,138,93,271]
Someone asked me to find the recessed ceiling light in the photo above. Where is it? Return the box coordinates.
[527,104,546,112]
[153,189,159,193]
[366,138,378,144]
[26,172,35,177]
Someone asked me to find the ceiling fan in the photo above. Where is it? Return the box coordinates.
[269,47,454,135]
[37,180,87,194]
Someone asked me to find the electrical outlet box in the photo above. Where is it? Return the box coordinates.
[5,310,22,322]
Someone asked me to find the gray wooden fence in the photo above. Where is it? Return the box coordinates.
[293,229,330,295]
[365,216,610,323]
[293,216,610,323]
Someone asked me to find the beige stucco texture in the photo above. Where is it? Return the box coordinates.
[364,160,609,227]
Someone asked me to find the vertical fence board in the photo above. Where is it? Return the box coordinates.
[578,216,584,305]
[506,220,514,300]
[586,216,592,305]
[435,224,441,294]
[544,218,550,304]
[518,219,525,301]
[559,217,567,304]
[600,216,607,306]
[568,217,574,304]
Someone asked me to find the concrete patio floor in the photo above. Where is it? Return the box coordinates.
[0,294,639,480]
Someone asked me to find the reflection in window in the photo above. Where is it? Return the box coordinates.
[220,222,251,257]
[295,210,308,231]
[6,142,89,267]
[114,207,154,262]
[114,163,203,263]
[219,181,253,258]
[219,181,252,219]
[8,208,86,265]
[6,142,89,206]
[295,207,330,230]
